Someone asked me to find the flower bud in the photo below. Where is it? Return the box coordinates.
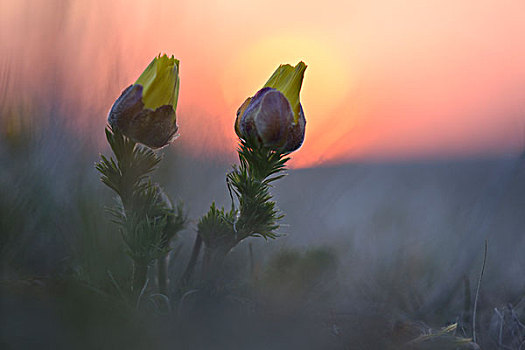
[108,54,180,149]
[235,62,307,153]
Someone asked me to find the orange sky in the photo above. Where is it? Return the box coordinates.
[1,0,525,167]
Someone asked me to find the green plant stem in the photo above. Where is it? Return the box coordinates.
[202,247,212,280]
[133,262,148,296]
[157,255,168,295]
[472,240,488,344]
[201,246,230,281]
[180,234,202,287]
[196,141,289,286]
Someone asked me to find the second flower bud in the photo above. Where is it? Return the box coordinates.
[235,62,307,153]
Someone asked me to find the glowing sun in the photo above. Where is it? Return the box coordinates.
[221,34,352,129]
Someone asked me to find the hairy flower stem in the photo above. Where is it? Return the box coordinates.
[202,248,212,280]
[97,128,184,301]
[133,262,148,297]
[196,142,289,286]
[180,234,202,287]
[157,255,168,295]
[201,247,229,281]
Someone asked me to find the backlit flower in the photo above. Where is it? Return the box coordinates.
[235,62,307,153]
[108,54,180,149]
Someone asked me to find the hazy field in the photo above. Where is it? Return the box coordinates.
[1,112,524,349]
[2,0,525,347]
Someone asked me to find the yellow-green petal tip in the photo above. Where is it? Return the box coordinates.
[263,61,307,123]
[134,54,180,111]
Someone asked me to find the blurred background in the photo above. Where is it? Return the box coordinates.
[1,0,524,349]
[2,0,525,166]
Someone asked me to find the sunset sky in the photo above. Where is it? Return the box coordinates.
[1,0,525,167]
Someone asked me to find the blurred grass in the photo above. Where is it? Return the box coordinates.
[0,106,523,349]
[0,105,127,285]
[257,247,338,312]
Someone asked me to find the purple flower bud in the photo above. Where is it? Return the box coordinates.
[108,85,178,149]
[235,62,307,153]
[108,54,180,149]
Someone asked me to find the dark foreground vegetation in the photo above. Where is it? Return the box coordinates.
[1,114,524,349]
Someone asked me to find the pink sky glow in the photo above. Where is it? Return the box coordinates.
[1,0,525,167]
